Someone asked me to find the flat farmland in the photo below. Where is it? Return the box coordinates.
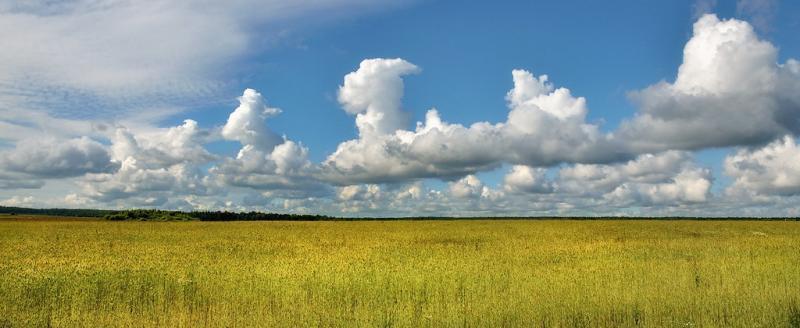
[1,217,799,327]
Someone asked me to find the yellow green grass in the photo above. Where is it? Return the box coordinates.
[1,216,799,327]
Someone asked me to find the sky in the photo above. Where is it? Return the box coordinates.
[1,0,800,217]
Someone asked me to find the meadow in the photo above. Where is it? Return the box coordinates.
[1,215,799,327]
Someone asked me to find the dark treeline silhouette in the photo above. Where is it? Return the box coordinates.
[0,206,112,217]
[104,209,334,221]
[191,211,332,221]
[0,206,333,221]
[1,206,798,221]
[104,209,193,221]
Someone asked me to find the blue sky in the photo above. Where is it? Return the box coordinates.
[210,1,697,159]
[232,0,797,148]
[1,0,800,216]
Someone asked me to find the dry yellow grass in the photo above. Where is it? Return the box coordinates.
[1,218,799,327]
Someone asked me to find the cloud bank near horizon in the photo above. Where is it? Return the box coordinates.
[2,13,800,217]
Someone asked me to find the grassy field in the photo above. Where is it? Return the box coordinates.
[1,216,799,327]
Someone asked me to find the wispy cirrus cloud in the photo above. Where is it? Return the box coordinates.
[0,0,413,130]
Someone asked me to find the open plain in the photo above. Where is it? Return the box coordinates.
[1,216,799,327]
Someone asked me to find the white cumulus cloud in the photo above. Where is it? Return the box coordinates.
[503,165,553,194]
[338,58,420,137]
[617,14,800,152]
[0,136,115,178]
[210,89,327,195]
[80,122,214,205]
[558,151,712,205]
[221,89,282,151]
[324,59,625,185]
[725,136,800,197]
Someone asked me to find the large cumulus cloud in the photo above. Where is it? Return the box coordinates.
[617,14,800,152]
[323,14,800,190]
[323,59,626,185]
[724,136,800,197]
[0,137,116,178]
[338,58,420,137]
[209,89,329,197]
[79,120,214,206]
[495,151,713,207]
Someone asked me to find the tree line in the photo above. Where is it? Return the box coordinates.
[1,206,797,221]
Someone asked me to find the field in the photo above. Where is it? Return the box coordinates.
[1,216,799,327]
